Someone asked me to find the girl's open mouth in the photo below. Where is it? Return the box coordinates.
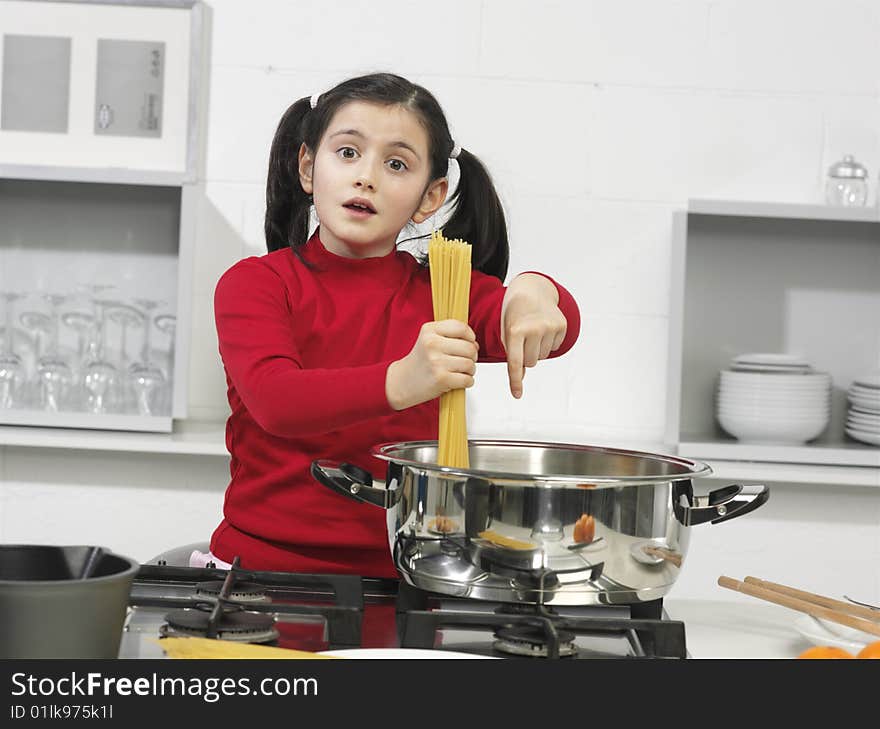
[343,199,376,216]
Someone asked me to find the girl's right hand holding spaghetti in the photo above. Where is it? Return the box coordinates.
[385,320,479,411]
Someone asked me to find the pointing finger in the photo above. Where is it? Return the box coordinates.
[506,332,524,399]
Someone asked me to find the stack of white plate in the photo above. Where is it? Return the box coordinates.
[716,354,830,445]
[846,373,880,446]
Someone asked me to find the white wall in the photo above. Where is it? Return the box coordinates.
[2,0,879,606]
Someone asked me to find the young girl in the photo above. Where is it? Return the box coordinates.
[206,73,581,578]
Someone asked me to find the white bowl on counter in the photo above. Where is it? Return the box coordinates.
[720,384,831,393]
[721,370,831,390]
[717,409,830,423]
[715,363,832,444]
[716,393,829,407]
[716,409,828,444]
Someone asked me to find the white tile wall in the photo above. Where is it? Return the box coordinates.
[0,449,228,562]
[3,0,879,606]
[479,0,711,87]
[673,480,880,603]
[206,0,482,75]
[705,1,880,95]
[590,87,831,203]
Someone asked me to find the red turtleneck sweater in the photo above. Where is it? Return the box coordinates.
[210,233,581,577]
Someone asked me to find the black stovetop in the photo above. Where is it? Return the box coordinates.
[127,561,687,659]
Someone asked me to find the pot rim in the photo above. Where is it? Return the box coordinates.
[370,439,713,486]
[0,545,140,587]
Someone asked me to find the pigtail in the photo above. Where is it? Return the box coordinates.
[265,97,313,253]
[441,149,509,282]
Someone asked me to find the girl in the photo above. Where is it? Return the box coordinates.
[207,73,581,578]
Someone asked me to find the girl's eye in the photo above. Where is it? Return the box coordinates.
[338,147,358,160]
[387,159,407,172]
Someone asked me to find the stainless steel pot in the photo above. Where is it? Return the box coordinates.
[311,440,769,606]
[0,544,139,658]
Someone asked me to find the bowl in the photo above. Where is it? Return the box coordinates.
[716,410,828,444]
[0,544,139,658]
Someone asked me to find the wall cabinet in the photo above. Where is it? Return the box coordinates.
[0,0,206,433]
[667,199,880,483]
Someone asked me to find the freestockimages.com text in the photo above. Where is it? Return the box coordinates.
[9,671,318,704]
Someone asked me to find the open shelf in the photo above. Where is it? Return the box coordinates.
[667,199,880,480]
[687,198,880,223]
[690,457,880,488]
[0,409,171,434]
[678,436,879,468]
[0,419,227,455]
[0,163,189,187]
[0,177,196,432]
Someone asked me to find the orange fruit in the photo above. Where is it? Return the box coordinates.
[798,646,854,659]
[856,640,880,659]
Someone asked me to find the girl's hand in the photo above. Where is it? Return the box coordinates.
[501,274,567,399]
[386,320,479,410]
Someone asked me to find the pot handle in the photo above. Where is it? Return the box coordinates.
[310,460,395,509]
[673,483,769,526]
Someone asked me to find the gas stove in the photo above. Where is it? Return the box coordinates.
[120,558,687,659]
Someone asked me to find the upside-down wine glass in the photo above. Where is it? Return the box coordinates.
[106,304,144,414]
[19,310,50,360]
[81,286,119,415]
[19,308,52,409]
[154,314,176,377]
[35,294,73,412]
[61,310,95,367]
[129,298,165,416]
[154,313,176,416]
[0,292,26,409]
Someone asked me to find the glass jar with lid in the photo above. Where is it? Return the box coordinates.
[825,154,869,206]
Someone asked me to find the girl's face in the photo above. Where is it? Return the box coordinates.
[298,101,448,258]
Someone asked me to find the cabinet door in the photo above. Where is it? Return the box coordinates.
[0,0,203,182]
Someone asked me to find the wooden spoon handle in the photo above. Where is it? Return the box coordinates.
[744,576,880,623]
[718,576,880,638]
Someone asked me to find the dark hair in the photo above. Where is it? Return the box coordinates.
[264,73,509,281]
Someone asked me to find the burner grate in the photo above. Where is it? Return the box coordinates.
[161,609,280,644]
[395,582,686,659]
[129,558,383,646]
[400,608,686,659]
[494,624,578,658]
[194,580,269,603]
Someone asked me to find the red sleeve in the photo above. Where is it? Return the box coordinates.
[214,259,395,437]
[468,271,581,363]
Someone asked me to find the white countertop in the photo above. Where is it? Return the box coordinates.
[665,598,811,659]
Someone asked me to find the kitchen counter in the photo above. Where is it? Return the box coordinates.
[665,598,809,658]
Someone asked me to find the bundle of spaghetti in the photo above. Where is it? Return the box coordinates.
[428,230,472,468]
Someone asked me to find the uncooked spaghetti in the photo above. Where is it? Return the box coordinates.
[428,230,472,468]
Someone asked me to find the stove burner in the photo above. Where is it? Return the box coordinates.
[161,609,280,644]
[493,624,577,658]
[195,580,268,602]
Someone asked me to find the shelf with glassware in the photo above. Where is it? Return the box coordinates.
[0,178,196,433]
[666,199,880,479]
